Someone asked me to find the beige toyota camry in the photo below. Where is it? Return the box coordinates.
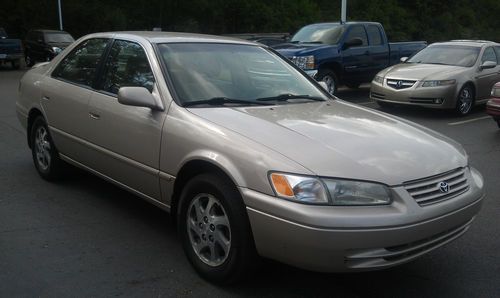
[17,32,484,284]
[371,40,500,115]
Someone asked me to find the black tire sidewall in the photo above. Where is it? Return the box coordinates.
[177,173,255,284]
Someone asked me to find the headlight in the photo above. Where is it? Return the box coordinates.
[323,179,392,205]
[373,75,384,84]
[291,55,315,70]
[269,172,392,206]
[51,46,62,54]
[421,79,456,87]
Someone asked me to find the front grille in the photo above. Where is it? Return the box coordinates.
[386,78,416,90]
[404,167,469,206]
[370,91,385,99]
[345,218,473,269]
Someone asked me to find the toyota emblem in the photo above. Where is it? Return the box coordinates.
[438,182,450,193]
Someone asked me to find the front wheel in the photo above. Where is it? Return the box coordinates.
[455,85,474,116]
[316,69,338,95]
[30,116,64,180]
[178,173,258,284]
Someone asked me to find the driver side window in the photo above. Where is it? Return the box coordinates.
[345,26,368,46]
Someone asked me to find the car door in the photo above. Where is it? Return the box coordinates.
[341,25,371,83]
[476,46,500,100]
[86,39,165,201]
[365,24,389,78]
[42,37,110,164]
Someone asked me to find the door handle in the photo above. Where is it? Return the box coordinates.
[89,112,100,120]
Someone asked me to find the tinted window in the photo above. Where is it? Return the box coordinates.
[366,25,382,46]
[52,38,109,87]
[481,47,497,64]
[100,40,155,94]
[345,26,368,46]
[45,32,74,43]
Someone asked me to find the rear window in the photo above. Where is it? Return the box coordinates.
[45,32,74,43]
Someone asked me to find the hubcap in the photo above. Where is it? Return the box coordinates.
[458,88,473,114]
[34,126,51,171]
[187,193,231,267]
[322,75,336,94]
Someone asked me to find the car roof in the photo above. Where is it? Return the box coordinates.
[432,40,499,47]
[83,31,260,46]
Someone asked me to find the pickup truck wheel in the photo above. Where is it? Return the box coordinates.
[30,116,64,180]
[25,54,34,67]
[317,70,338,95]
[11,59,21,70]
[178,173,258,284]
[455,85,474,116]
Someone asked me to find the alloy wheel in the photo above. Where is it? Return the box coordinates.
[186,193,231,267]
[322,75,336,95]
[34,126,51,171]
[458,87,473,115]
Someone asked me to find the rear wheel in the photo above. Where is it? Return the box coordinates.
[455,85,474,116]
[30,116,64,180]
[316,69,338,95]
[178,173,258,284]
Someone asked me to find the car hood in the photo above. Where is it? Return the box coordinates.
[188,101,467,185]
[381,63,467,80]
[275,43,335,57]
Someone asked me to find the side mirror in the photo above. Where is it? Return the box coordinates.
[400,57,408,63]
[480,60,496,70]
[343,37,363,49]
[118,87,161,110]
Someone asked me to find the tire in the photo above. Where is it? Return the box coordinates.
[11,59,20,70]
[25,54,34,67]
[345,82,361,89]
[455,85,474,116]
[177,173,258,284]
[316,69,338,95]
[30,116,64,180]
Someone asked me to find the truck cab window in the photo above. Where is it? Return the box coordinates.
[345,26,368,46]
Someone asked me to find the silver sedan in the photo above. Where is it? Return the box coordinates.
[371,40,500,115]
[17,32,484,284]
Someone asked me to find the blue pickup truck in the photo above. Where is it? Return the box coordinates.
[275,22,426,94]
[0,28,23,69]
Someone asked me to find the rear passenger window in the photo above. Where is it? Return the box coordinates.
[52,38,109,87]
[100,40,155,94]
[481,47,497,64]
[366,25,382,46]
[345,26,368,46]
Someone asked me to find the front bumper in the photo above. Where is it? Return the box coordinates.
[241,167,484,272]
[370,80,458,109]
[0,53,23,61]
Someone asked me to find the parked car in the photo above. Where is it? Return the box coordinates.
[17,32,484,284]
[24,29,74,66]
[371,40,500,116]
[274,22,426,94]
[0,27,23,69]
[486,82,500,127]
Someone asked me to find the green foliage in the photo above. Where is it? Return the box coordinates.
[0,0,499,42]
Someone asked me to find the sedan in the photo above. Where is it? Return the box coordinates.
[17,32,484,284]
[371,40,500,115]
[486,82,500,128]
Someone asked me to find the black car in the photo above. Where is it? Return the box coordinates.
[24,29,74,66]
[0,27,23,69]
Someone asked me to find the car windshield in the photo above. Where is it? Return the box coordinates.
[407,45,480,67]
[157,43,328,106]
[291,24,345,44]
[45,32,74,43]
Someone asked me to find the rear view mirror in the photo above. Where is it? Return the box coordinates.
[117,87,162,110]
[400,57,408,63]
[343,38,363,49]
[480,61,496,70]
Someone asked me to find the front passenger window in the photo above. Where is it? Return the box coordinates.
[52,38,109,87]
[101,40,155,94]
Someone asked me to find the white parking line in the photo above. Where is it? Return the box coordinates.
[448,116,490,126]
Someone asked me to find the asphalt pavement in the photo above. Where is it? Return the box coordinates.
[1,68,499,297]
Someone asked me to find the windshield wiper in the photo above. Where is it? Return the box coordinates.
[256,94,326,102]
[183,97,273,107]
